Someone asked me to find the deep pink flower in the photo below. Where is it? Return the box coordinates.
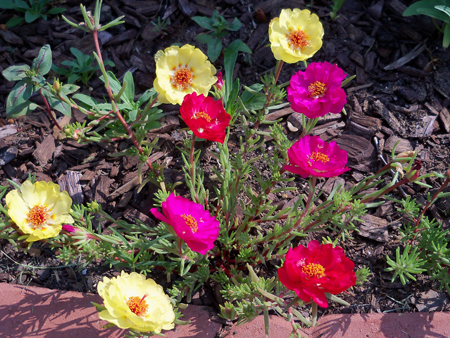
[62,224,78,233]
[216,71,224,90]
[287,62,347,118]
[278,240,356,308]
[150,193,220,255]
[180,92,230,143]
[284,135,350,178]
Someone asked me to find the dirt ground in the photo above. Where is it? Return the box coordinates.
[0,0,450,322]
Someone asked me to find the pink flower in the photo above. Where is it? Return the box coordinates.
[215,71,224,90]
[287,62,347,119]
[150,194,220,255]
[278,240,356,308]
[284,135,350,178]
[62,224,78,233]
[180,92,231,143]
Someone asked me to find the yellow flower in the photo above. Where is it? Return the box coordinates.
[6,180,74,242]
[154,44,217,105]
[97,271,175,333]
[269,9,324,63]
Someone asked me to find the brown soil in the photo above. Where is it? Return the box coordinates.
[0,0,450,324]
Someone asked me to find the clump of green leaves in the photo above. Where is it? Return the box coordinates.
[2,44,74,117]
[52,47,115,86]
[192,10,251,62]
[330,0,346,21]
[0,0,66,28]
[403,0,450,48]
[151,16,170,36]
[385,175,450,293]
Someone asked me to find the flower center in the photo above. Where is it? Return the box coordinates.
[127,295,149,317]
[301,263,325,278]
[170,66,193,91]
[308,81,327,98]
[286,29,309,51]
[27,205,51,230]
[307,151,330,165]
[181,214,198,233]
[193,111,211,122]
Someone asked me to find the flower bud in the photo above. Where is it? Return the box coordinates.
[216,71,224,90]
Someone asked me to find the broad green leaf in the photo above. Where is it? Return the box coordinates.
[2,64,30,81]
[227,18,242,31]
[25,11,40,23]
[6,16,25,28]
[73,93,98,107]
[7,101,38,117]
[403,0,450,16]
[47,7,66,15]
[128,109,138,121]
[42,89,72,116]
[6,81,34,116]
[207,37,222,62]
[51,64,70,76]
[191,16,214,30]
[67,74,80,84]
[100,71,122,94]
[0,0,14,9]
[195,33,216,44]
[240,83,266,110]
[32,44,52,76]
[443,22,450,47]
[418,7,450,22]
[224,39,247,104]
[14,0,29,10]
[60,84,80,96]
[436,5,450,18]
[123,71,135,104]
[136,88,156,107]
[70,47,89,64]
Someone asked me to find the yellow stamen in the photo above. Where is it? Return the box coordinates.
[193,111,211,122]
[170,66,193,91]
[286,29,309,51]
[302,263,325,278]
[27,205,50,230]
[307,151,329,166]
[308,81,327,98]
[127,295,149,317]
[181,214,198,233]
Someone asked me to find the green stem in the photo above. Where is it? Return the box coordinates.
[189,134,199,203]
[311,302,318,326]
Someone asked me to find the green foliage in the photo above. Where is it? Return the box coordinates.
[385,177,450,293]
[403,0,450,47]
[330,0,346,21]
[193,10,251,63]
[52,47,115,85]
[0,0,66,28]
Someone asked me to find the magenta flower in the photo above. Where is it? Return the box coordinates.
[62,224,78,233]
[287,62,347,119]
[215,71,224,90]
[284,135,350,178]
[150,194,220,255]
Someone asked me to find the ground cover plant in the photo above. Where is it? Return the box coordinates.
[0,0,450,337]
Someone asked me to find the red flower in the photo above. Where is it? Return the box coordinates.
[284,135,350,178]
[151,193,220,255]
[215,71,224,90]
[287,62,347,119]
[278,240,356,308]
[180,92,231,143]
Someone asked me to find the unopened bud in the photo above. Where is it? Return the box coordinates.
[53,79,61,92]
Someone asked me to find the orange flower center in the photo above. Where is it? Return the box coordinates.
[308,81,327,98]
[302,263,325,278]
[307,151,329,166]
[286,29,309,51]
[171,66,193,91]
[127,295,149,317]
[181,214,198,233]
[27,205,51,230]
[193,111,211,122]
